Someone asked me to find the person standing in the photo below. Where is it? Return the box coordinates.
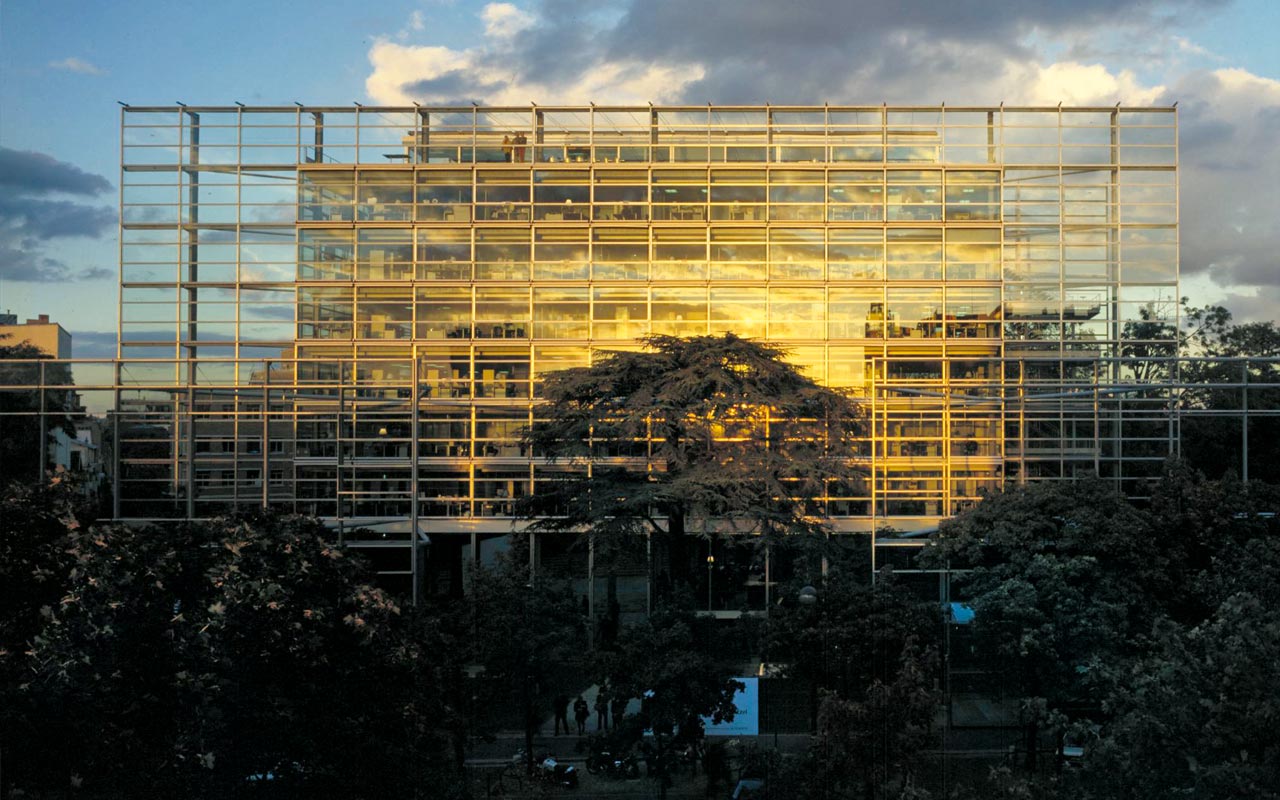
[553,694,570,736]
[502,134,513,162]
[514,132,527,162]
[611,694,628,728]
[595,686,610,731]
[573,695,589,735]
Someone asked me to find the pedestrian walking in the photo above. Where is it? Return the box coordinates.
[573,695,589,735]
[611,694,628,728]
[553,694,570,736]
[595,686,610,731]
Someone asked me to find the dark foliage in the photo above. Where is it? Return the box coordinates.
[12,510,464,799]
[519,333,865,586]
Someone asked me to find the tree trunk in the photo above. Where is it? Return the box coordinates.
[1023,717,1038,772]
[655,731,668,800]
[524,677,535,776]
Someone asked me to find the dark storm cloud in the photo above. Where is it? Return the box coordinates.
[376,0,1276,315]
[606,0,1224,63]
[403,69,505,102]
[0,148,115,284]
[502,1,611,88]
[600,0,1224,102]
[0,196,115,241]
[1151,70,1280,293]
[393,0,1223,107]
[0,244,111,283]
[0,147,113,196]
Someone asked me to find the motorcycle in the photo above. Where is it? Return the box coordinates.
[585,748,641,779]
[512,749,579,789]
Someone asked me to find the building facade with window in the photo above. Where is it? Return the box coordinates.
[114,104,1178,598]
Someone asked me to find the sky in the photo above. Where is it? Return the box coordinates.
[2,0,1280,358]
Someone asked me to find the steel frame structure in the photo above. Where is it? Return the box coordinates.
[6,104,1193,600]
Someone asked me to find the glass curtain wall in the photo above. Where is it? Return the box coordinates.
[114,104,1178,588]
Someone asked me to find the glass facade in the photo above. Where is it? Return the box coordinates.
[103,104,1182,589]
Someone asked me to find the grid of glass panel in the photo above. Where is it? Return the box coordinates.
[113,104,1178,537]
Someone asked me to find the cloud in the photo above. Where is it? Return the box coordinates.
[0,196,115,241]
[0,148,115,284]
[0,243,112,283]
[1158,68,1280,292]
[1006,62,1165,105]
[481,3,535,40]
[0,147,113,196]
[66,330,119,359]
[367,0,1223,104]
[48,56,105,75]
[365,0,1280,318]
[367,35,698,105]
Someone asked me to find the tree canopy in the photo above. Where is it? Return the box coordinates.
[765,571,941,800]
[519,333,865,583]
[922,478,1170,770]
[14,510,464,799]
[1179,304,1280,481]
[0,339,78,486]
[1081,593,1280,799]
[919,468,1280,790]
[594,596,742,799]
[464,538,586,775]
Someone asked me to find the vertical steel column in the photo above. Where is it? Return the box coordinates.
[37,361,47,482]
[1018,361,1027,485]
[186,383,196,519]
[410,353,421,605]
[1242,361,1249,483]
[587,532,595,649]
[184,110,200,362]
[336,360,346,545]
[112,360,122,519]
[869,361,879,581]
[261,363,270,509]
[1093,360,1101,474]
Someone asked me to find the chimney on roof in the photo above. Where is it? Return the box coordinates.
[26,314,51,324]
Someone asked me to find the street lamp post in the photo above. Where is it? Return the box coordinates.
[706,554,715,612]
[798,584,821,733]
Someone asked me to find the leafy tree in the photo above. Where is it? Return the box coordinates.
[1147,461,1280,623]
[466,536,586,776]
[808,644,939,800]
[1080,594,1280,799]
[921,479,1166,771]
[1119,306,1179,384]
[1179,304,1280,482]
[0,340,78,487]
[764,569,941,799]
[595,597,742,800]
[23,511,464,799]
[766,568,938,702]
[0,476,94,797]
[519,333,865,591]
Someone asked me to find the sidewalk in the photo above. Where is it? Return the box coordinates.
[468,683,639,764]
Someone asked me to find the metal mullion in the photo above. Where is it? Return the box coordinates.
[261,366,270,509]
[186,383,196,518]
[410,350,421,604]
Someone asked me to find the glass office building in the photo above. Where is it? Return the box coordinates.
[113,104,1178,596]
